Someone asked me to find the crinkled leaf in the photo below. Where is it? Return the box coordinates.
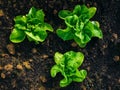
[25,31,43,42]
[15,24,26,31]
[74,36,86,48]
[10,29,26,43]
[87,7,96,19]
[91,21,103,38]
[65,15,78,28]
[25,27,47,42]
[34,28,48,41]
[64,51,84,69]
[54,52,64,65]
[84,21,103,38]
[43,23,53,32]
[27,18,41,24]
[73,5,81,16]
[72,69,87,82]
[80,5,88,14]
[79,14,89,23]
[51,65,62,77]
[82,34,91,43]
[57,27,74,40]
[51,51,87,87]
[58,10,72,19]
[10,7,53,44]
[75,30,91,44]
[28,7,36,17]
[36,9,45,22]
[60,76,72,87]
[80,7,96,20]
[57,5,103,48]
[76,19,85,31]
[14,16,27,25]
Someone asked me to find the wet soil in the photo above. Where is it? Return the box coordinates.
[0,0,120,90]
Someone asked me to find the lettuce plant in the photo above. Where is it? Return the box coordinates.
[50,51,87,87]
[57,5,103,47]
[10,7,53,44]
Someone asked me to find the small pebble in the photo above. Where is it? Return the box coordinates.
[94,2,97,6]
[16,64,23,70]
[41,54,48,59]
[6,43,15,55]
[86,66,90,71]
[6,71,11,75]
[112,33,118,40]
[53,9,57,15]
[0,9,4,16]
[23,61,31,69]
[31,48,37,54]
[108,86,112,90]
[0,66,3,70]
[11,80,16,88]
[102,44,107,49]
[39,86,46,90]
[87,3,90,7]
[0,21,2,25]
[29,59,33,62]
[118,78,120,83]
[113,56,120,62]
[40,75,47,83]
[81,84,86,90]
[4,64,13,71]
[1,73,5,79]
[17,52,21,56]
[1,53,9,58]
[71,42,77,47]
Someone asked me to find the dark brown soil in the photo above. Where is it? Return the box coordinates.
[0,0,120,90]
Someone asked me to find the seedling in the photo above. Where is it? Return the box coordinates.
[50,51,87,87]
[57,5,103,47]
[10,7,53,44]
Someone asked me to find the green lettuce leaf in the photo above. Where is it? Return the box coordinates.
[50,51,87,87]
[10,29,26,43]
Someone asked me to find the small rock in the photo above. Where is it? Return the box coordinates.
[113,56,120,62]
[86,66,90,71]
[41,54,48,59]
[11,80,16,88]
[118,78,120,84]
[1,73,5,79]
[6,71,11,75]
[94,2,97,6]
[87,3,90,7]
[102,44,107,49]
[0,9,4,16]
[0,21,2,25]
[71,42,77,47]
[29,59,33,62]
[1,53,9,58]
[81,84,86,90]
[53,9,57,15]
[112,33,118,40]
[40,75,47,83]
[0,66,3,70]
[23,61,31,69]
[108,86,112,90]
[39,86,46,90]
[17,52,21,56]
[31,48,37,54]
[4,64,13,71]
[16,64,23,70]
[6,43,15,55]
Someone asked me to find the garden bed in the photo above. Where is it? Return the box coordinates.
[0,0,120,90]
